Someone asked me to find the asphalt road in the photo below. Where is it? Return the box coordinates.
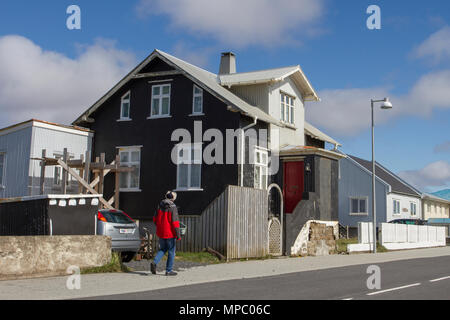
[88,255,450,300]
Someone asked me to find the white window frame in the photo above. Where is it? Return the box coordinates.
[410,202,417,216]
[119,91,131,121]
[254,148,268,190]
[280,92,295,125]
[191,85,204,116]
[0,152,6,188]
[393,199,401,215]
[119,147,141,192]
[149,84,171,118]
[349,197,369,216]
[175,143,203,191]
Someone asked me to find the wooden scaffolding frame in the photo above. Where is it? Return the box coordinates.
[32,148,134,210]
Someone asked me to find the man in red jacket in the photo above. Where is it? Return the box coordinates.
[150,191,181,276]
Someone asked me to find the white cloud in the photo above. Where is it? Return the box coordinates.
[0,35,137,128]
[307,28,450,137]
[398,161,450,191]
[413,26,450,64]
[136,0,324,47]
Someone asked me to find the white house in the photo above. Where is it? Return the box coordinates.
[422,193,450,220]
[0,119,93,198]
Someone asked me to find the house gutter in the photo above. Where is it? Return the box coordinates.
[241,115,258,187]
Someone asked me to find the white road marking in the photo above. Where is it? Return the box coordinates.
[366,283,421,296]
[430,276,450,283]
[342,298,354,300]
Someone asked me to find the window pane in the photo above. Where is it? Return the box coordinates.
[152,99,160,115]
[262,152,267,165]
[255,166,261,189]
[161,97,170,115]
[281,104,285,121]
[194,86,202,95]
[193,147,202,163]
[131,151,140,162]
[359,199,366,213]
[281,94,284,102]
[162,85,170,95]
[120,172,128,188]
[194,96,202,113]
[120,152,129,163]
[190,164,201,188]
[130,165,139,188]
[262,171,267,189]
[122,102,130,118]
[178,164,189,188]
[0,154,3,184]
[351,199,359,213]
[123,93,130,100]
[285,106,289,122]
[153,86,160,96]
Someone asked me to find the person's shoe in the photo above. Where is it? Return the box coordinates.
[165,271,177,276]
[150,263,156,275]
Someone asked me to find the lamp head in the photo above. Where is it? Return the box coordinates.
[381,98,393,109]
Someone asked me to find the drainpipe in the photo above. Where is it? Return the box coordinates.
[241,116,258,187]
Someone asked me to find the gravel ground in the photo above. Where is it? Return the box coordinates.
[124,258,211,273]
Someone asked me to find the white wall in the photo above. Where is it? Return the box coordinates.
[28,124,93,196]
[386,193,422,222]
[268,78,305,146]
[423,199,450,220]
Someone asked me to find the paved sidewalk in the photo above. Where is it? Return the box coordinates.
[1,246,450,300]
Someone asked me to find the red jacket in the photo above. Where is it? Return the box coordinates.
[153,199,181,239]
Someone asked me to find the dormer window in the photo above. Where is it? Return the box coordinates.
[120,91,131,120]
[281,92,295,125]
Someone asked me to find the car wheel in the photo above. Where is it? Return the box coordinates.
[121,252,136,263]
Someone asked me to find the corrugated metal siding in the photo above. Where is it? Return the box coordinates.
[230,84,269,113]
[338,157,389,228]
[29,126,92,196]
[0,126,32,198]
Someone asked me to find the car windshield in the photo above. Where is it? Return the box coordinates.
[101,210,134,224]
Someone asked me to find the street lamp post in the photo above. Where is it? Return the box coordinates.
[371,97,393,253]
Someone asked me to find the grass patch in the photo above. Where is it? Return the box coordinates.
[174,251,221,264]
[81,252,130,274]
[336,238,358,254]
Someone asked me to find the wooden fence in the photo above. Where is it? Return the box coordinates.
[174,185,268,260]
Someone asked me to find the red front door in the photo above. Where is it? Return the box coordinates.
[283,161,304,214]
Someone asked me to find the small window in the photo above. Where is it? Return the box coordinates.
[176,144,202,190]
[280,92,295,125]
[192,85,203,115]
[119,147,141,191]
[150,84,171,118]
[393,200,401,215]
[0,152,5,187]
[254,148,268,190]
[410,202,417,216]
[350,197,368,215]
[120,91,131,120]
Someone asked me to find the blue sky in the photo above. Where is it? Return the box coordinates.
[0,0,449,192]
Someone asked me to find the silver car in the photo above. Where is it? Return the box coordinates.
[97,209,141,262]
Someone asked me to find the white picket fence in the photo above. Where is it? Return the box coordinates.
[348,222,446,253]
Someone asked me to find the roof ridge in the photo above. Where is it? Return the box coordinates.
[219,65,299,76]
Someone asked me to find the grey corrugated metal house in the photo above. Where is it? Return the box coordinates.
[339,154,423,233]
[0,119,93,199]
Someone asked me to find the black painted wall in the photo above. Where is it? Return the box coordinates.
[88,58,243,219]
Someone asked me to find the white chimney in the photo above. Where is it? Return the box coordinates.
[219,52,236,75]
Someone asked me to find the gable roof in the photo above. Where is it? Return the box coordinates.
[0,119,92,137]
[218,66,320,102]
[422,193,450,205]
[348,155,422,197]
[73,49,283,126]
